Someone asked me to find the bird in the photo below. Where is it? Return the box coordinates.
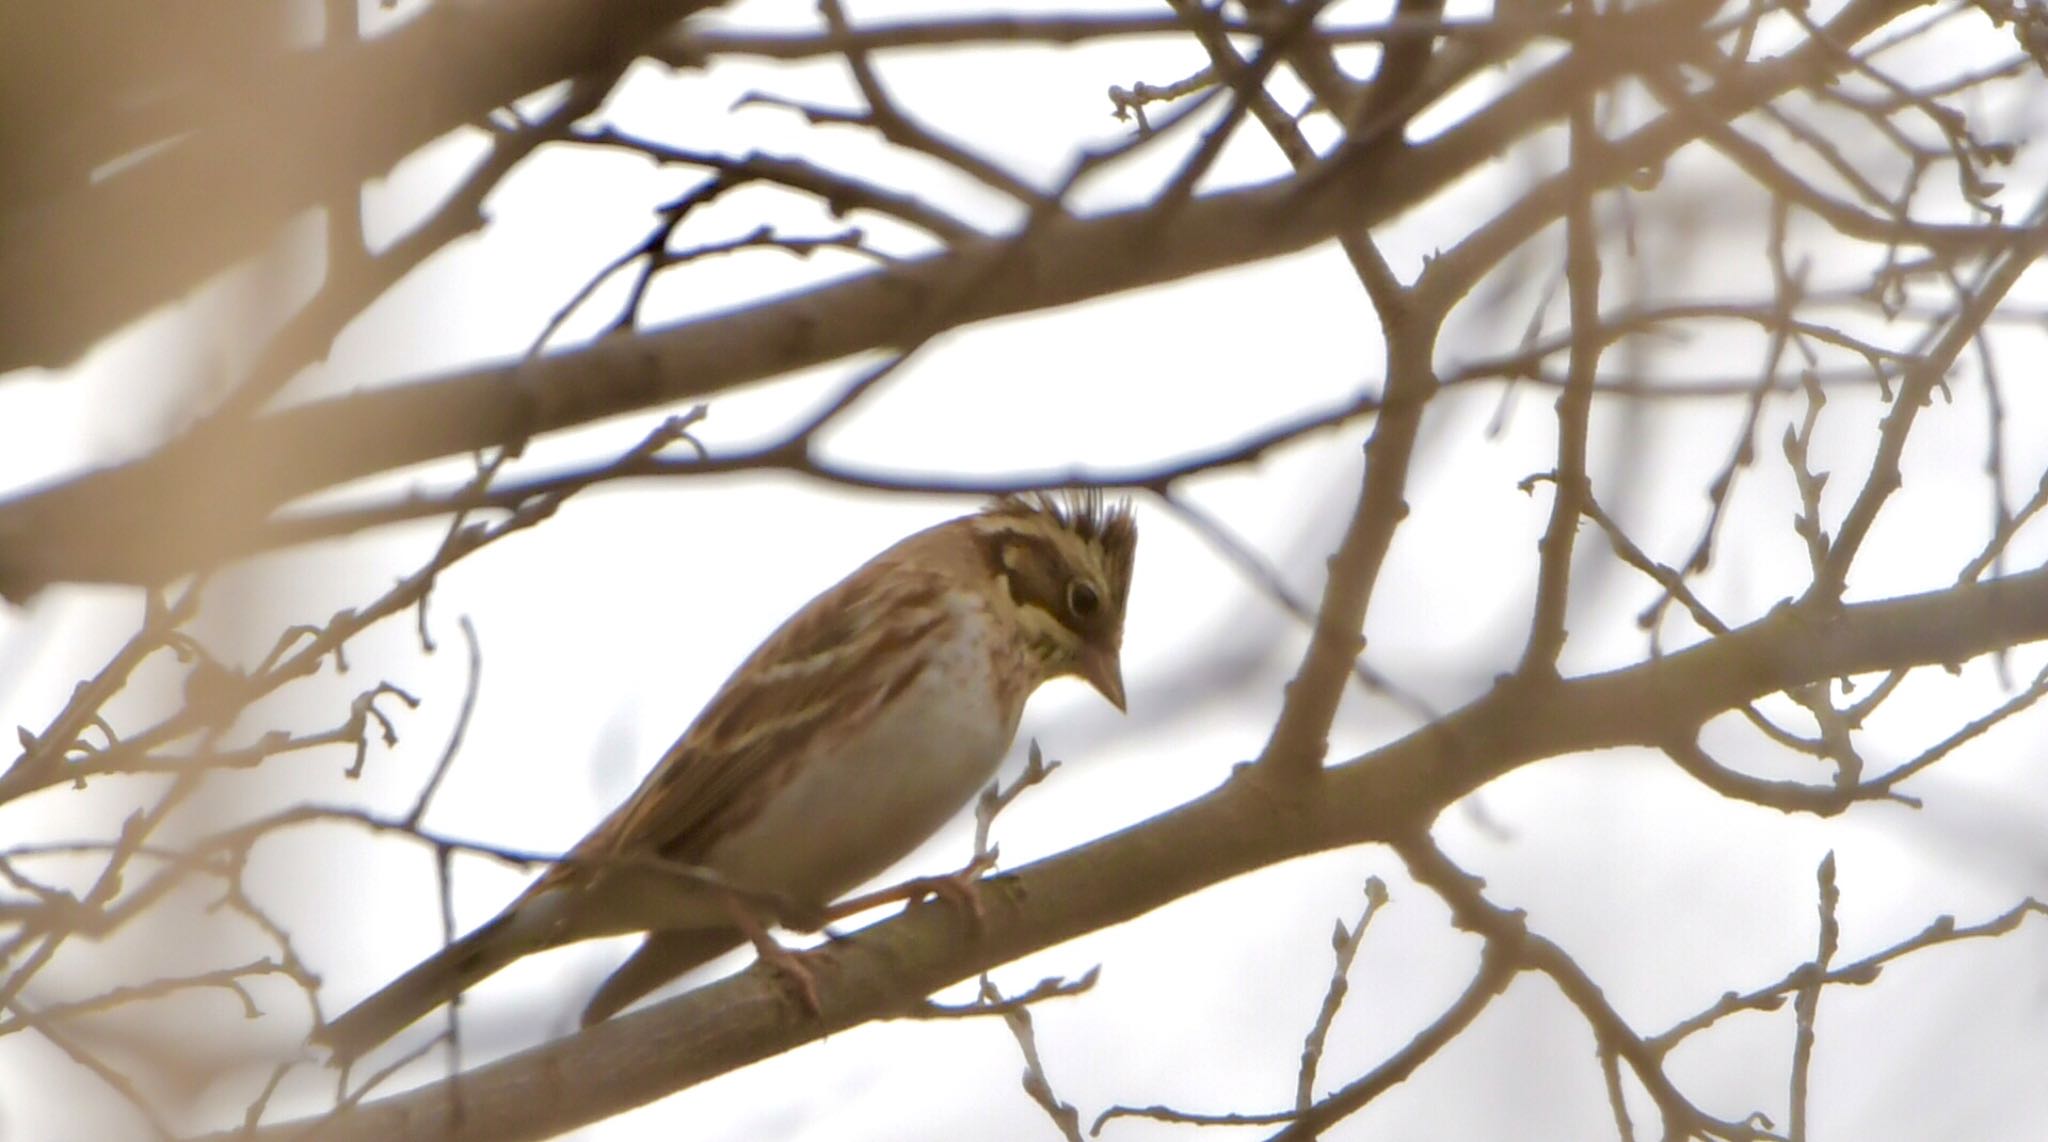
[318,489,1136,1061]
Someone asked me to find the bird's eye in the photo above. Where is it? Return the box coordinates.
[1067,580,1101,617]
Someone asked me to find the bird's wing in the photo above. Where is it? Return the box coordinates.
[558,557,953,878]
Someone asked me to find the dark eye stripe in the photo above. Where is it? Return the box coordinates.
[980,530,1064,604]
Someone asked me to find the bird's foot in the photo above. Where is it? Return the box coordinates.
[822,850,998,932]
[718,891,823,1014]
[752,935,823,1015]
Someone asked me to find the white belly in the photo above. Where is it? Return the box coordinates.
[701,602,1022,916]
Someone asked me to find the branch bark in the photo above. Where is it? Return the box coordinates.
[0,0,1925,602]
[205,554,2048,1142]
[0,0,714,374]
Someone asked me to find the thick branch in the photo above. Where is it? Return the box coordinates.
[207,555,2048,1142]
[0,0,714,373]
[0,0,1890,601]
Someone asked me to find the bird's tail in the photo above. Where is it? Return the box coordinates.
[317,912,534,1063]
[579,928,741,1027]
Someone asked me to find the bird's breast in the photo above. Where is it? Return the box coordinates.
[700,598,1031,913]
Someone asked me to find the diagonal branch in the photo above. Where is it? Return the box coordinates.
[0,0,1903,602]
[0,0,716,373]
[200,543,2048,1142]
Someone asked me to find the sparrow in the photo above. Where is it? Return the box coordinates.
[319,489,1136,1061]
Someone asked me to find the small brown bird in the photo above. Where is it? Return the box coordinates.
[319,490,1135,1060]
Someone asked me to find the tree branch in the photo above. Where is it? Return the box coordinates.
[207,550,2048,1142]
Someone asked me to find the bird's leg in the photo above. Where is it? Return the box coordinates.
[821,849,999,930]
[717,890,822,1014]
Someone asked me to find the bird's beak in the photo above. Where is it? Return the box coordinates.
[1078,643,1127,712]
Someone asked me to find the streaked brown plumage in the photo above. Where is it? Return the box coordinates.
[319,490,1135,1061]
